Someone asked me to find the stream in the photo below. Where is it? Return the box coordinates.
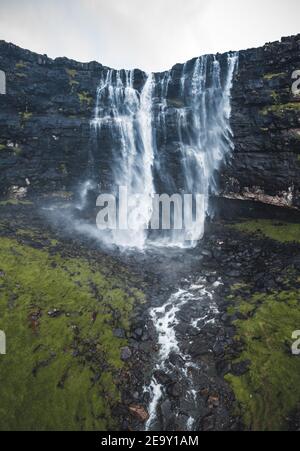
[144,275,222,430]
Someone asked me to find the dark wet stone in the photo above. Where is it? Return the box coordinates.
[166,382,183,398]
[133,328,143,339]
[189,340,211,357]
[169,352,185,367]
[231,360,251,376]
[154,370,173,386]
[121,347,132,361]
[159,399,173,429]
[216,360,232,377]
[47,309,62,318]
[200,414,215,431]
[113,328,126,339]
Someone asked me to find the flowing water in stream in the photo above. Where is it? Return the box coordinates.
[145,277,222,430]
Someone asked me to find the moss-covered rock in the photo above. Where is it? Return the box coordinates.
[261,102,300,116]
[78,91,93,106]
[230,220,300,243]
[0,235,145,431]
[263,72,286,80]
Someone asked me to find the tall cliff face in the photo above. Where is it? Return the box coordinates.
[0,35,299,208]
[224,35,300,208]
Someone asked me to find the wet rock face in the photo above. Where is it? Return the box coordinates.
[0,41,145,197]
[0,35,300,206]
[222,34,300,208]
[0,41,98,196]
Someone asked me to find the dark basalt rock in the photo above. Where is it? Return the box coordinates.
[231,360,251,376]
[121,346,132,361]
[1,35,300,210]
[166,382,183,398]
[221,35,300,208]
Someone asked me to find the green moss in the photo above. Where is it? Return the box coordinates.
[19,112,33,128]
[263,72,285,80]
[14,147,23,156]
[15,73,27,78]
[0,143,20,153]
[66,69,79,90]
[261,102,300,116]
[19,112,33,121]
[225,290,300,431]
[44,191,74,201]
[78,91,93,106]
[0,200,32,206]
[0,237,144,430]
[15,61,28,70]
[60,164,68,175]
[231,283,250,292]
[66,69,77,79]
[69,79,79,88]
[231,220,300,243]
[270,91,280,103]
[227,284,255,317]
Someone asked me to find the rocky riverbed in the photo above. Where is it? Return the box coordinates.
[1,200,300,431]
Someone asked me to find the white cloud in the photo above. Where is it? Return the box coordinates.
[0,0,299,72]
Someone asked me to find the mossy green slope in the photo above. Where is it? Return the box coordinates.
[0,237,144,431]
[226,290,300,431]
[231,219,300,243]
[225,221,300,430]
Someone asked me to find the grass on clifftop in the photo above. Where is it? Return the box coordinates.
[231,219,300,243]
[0,237,144,431]
[226,289,300,431]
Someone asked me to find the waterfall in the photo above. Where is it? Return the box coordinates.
[91,69,155,249]
[86,53,238,250]
[151,53,238,246]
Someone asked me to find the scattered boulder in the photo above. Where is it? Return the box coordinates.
[129,405,149,423]
[121,346,132,361]
[47,309,62,318]
[231,360,251,376]
[207,395,220,409]
[113,328,126,339]
[169,352,185,367]
[154,370,172,386]
[167,382,183,398]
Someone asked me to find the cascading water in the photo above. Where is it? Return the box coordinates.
[85,53,238,249]
[144,276,223,431]
[91,69,155,249]
[151,53,238,246]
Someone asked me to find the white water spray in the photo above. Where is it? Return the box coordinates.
[91,70,155,249]
[83,53,238,249]
[145,277,222,431]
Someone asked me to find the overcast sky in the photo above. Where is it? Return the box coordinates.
[0,0,299,72]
